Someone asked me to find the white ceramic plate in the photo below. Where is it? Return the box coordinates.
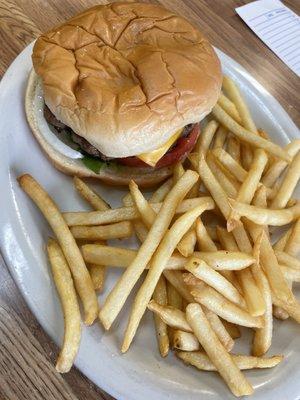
[1,42,300,400]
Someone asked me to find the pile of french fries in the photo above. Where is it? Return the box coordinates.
[18,76,300,397]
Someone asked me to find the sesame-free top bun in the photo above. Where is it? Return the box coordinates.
[32,2,222,158]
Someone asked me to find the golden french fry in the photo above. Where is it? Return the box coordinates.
[284,218,300,256]
[275,251,300,270]
[280,265,300,282]
[18,174,98,325]
[88,263,106,292]
[195,251,255,270]
[63,197,208,226]
[252,266,273,356]
[273,228,293,251]
[270,151,300,209]
[227,136,241,163]
[203,308,234,351]
[177,228,197,257]
[148,300,191,332]
[195,218,217,251]
[167,281,183,310]
[206,153,240,198]
[195,120,219,155]
[262,140,300,188]
[222,320,241,339]
[164,270,195,302]
[212,148,247,183]
[273,305,289,320]
[228,198,300,226]
[122,201,213,352]
[173,330,201,351]
[73,176,110,211]
[70,221,133,240]
[149,178,174,203]
[213,125,228,149]
[272,294,300,323]
[198,155,231,218]
[129,180,156,229]
[191,284,262,328]
[122,194,148,243]
[206,225,218,241]
[212,104,290,162]
[153,276,169,357]
[177,351,283,371]
[74,178,109,292]
[217,93,242,123]
[222,76,257,133]
[47,239,81,373]
[227,149,268,231]
[258,231,294,304]
[173,162,185,185]
[185,258,245,307]
[99,170,199,330]
[186,303,253,396]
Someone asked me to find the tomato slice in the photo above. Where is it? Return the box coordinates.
[117,123,200,169]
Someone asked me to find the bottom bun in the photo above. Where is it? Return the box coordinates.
[25,70,173,187]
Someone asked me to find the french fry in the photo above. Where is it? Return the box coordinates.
[99,171,199,330]
[186,303,254,396]
[206,225,219,241]
[64,197,208,226]
[273,305,289,320]
[173,330,201,351]
[229,198,300,226]
[149,178,174,203]
[252,266,272,356]
[185,258,245,307]
[281,265,300,282]
[173,162,185,185]
[262,140,300,188]
[164,270,194,302]
[270,151,300,209]
[227,149,268,231]
[195,251,255,270]
[212,104,290,162]
[70,221,133,240]
[177,228,197,257]
[164,271,233,350]
[258,231,294,304]
[167,281,183,309]
[122,201,213,352]
[227,136,241,164]
[273,228,293,251]
[198,155,231,218]
[217,93,242,123]
[213,125,228,149]
[195,120,219,154]
[284,218,300,256]
[275,251,300,270]
[212,148,247,182]
[222,76,257,133]
[129,180,156,229]
[122,194,148,243]
[195,218,217,251]
[153,276,170,357]
[148,300,191,332]
[47,239,81,373]
[82,245,254,271]
[74,178,109,292]
[177,351,283,371]
[207,153,239,197]
[18,174,98,325]
[73,176,110,211]
[222,320,241,339]
[272,294,300,323]
[191,284,263,328]
[88,257,106,292]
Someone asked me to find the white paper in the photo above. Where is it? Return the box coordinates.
[236,0,300,77]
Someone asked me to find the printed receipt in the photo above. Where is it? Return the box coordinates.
[236,0,300,77]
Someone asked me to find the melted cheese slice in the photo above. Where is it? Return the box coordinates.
[137,128,183,167]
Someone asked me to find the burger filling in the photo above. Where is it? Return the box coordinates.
[44,105,200,171]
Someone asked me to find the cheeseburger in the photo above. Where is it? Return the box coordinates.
[26,2,222,186]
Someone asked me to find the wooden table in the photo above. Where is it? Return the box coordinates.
[0,1,299,399]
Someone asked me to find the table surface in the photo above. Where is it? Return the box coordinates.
[0,0,299,399]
